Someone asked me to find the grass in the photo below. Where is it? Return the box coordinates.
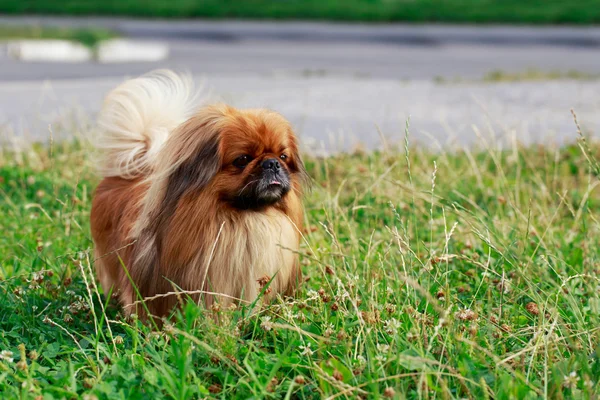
[2,0,600,24]
[0,25,118,48]
[1,115,600,399]
[435,69,600,84]
[482,69,600,83]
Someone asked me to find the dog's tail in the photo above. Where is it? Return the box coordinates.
[95,70,198,179]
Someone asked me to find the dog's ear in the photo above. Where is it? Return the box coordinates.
[133,108,225,240]
[158,109,224,221]
[165,130,221,205]
[288,132,310,188]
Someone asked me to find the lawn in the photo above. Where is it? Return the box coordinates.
[2,0,600,24]
[0,116,599,399]
[0,25,118,48]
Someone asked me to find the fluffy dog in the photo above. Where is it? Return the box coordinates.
[90,70,306,319]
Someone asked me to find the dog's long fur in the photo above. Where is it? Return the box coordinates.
[91,70,305,319]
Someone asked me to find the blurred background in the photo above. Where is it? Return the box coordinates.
[0,1,599,152]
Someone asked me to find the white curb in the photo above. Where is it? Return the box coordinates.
[7,40,92,62]
[97,39,169,63]
[4,39,169,63]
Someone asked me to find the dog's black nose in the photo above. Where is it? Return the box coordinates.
[262,158,281,171]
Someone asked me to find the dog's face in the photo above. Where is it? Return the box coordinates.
[214,109,304,209]
[151,105,306,221]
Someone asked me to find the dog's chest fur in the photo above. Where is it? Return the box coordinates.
[188,209,299,303]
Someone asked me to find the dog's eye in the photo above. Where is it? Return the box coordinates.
[233,155,252,168]
[280,154,288,161]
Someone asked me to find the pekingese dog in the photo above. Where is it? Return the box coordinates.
[90,70,307,319]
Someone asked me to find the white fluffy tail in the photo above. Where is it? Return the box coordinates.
[95,70,198,178]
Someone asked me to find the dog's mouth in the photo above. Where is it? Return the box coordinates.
[232,171,291,209]
[257,171,290,199]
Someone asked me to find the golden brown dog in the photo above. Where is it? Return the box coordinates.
[90,70,306,319]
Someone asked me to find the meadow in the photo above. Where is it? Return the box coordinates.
[0,115,599,399]
[2,0,600,24]
[0,25,117,48]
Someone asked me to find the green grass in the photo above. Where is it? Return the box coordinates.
[0,25,118,48]
[1,117,600,399]
[435,69,600,84]
[482,69,600,83]
[2,0,600,24]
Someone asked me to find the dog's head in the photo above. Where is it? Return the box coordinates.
[214,107,306,209]
[142,104,307,221]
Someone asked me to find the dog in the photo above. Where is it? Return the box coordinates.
[90,70,307,319]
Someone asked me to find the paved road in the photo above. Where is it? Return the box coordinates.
[2,17,600,81]
[2,75,598,153]
[0,17,599,150]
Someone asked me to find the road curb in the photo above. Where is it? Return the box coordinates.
[6,40,92,62]
[4,39,169,63]
[97,39,169,63]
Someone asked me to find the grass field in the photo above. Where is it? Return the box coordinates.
[1,116,600,399]
[2,0,600,24]
[0,25,118,48]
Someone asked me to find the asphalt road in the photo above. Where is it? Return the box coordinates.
[0,17,599,150]
[1,17,600,81]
